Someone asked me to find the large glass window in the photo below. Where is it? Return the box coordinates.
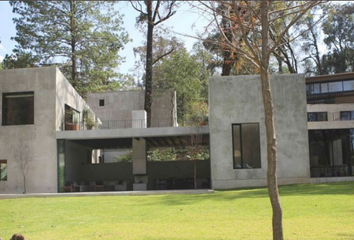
[309,130,353,177]
[340,111,354,121]
[57,140,65,192]
[232,123,261,169]
[64,104,80,130]
[307,112,328,122]
[321,83,329,93]
[0,160,7,181]
[2,92,34,126]
[328,82,343,92]
[343,80,354,91]
[307,79,354,95]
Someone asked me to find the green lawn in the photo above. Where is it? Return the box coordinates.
[1,182,353,240]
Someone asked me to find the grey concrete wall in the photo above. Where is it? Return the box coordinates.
[55,68,94,130]
[209,74,310,189]
[86,90,177,127]
[0,67,96,193]
[0,67,58,193]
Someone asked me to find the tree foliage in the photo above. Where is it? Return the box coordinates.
[131,0,178,127]
[321,3,354,74]
[153,47,209,125]
[200,1,322,239]
[12,140,34,194]
[10,1,131,97]
[133,27,184,87]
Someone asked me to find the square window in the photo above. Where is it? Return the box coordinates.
[2,92,34,126]
[232,123,261,169]
[340,111,354,121]
[0,160,7,181]
[99,99,105,107]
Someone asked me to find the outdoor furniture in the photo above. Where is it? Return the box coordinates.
[154,179,167,190]
[104,181,116,191]
[89,181,96,191]
[114,182,128,191]
[95,181,104,191]
[63,181,74,192]
[79,181,90,192]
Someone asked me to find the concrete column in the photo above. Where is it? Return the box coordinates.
[132,110,148,190]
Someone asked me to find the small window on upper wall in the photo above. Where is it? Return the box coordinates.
[0,160,7,181]
[232,123,261,169]
[99,99,105,107]
[2,92,34,126]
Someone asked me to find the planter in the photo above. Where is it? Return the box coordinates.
[65,123,72,130]
[65,123,79,131]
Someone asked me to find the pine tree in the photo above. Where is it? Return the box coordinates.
[10,1,131,97]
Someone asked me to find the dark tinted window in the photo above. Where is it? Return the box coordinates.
[2,92,34,125]
[232,123,261,169]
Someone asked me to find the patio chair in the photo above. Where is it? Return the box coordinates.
[95,181,105,191]
[63,181,74,192]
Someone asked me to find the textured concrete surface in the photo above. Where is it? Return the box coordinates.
[0,67,57,193]
[0,67,93,194]
[56,126,209,140]
[209,74,310,189]
[87,90,177,127]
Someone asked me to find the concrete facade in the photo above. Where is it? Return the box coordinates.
[2,66,352,194]
[307,103,354,130]
[87,90,177,128]
[209,74,310,189]
[0,67,93,193]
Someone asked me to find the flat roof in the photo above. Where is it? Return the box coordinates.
[57,126,210,149]
[306,72,354,84]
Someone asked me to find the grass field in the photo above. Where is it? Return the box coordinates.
[0,182,353,240]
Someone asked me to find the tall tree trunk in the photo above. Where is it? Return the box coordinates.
[69,1,77,89]
[145,0,154,128]
[260,2,283,240]
[221,4,233,76]
[23,175,26,194]
[194,159,197,189]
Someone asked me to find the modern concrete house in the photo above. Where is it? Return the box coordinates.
[0,67,95,193]
[306,72,354,179]
[0,67,353,194]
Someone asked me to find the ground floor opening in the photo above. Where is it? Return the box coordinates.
[57,133,210,192]
[309,129,354,177]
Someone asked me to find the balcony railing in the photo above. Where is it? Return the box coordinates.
[61,117,209,131]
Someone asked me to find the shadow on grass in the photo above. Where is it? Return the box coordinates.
[142,181,354,206]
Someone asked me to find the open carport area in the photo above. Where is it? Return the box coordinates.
[56,126,210,192]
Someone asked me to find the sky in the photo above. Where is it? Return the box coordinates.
[0,1,209,75]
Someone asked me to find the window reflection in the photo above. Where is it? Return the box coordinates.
[328,82,343,92]
[307,79,354,95]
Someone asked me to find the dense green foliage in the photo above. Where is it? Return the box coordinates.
[321,3,354,74]
[299,3,354,75]
[153,48,209,125]
[0,182,353,239]
[8,1,131,97]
